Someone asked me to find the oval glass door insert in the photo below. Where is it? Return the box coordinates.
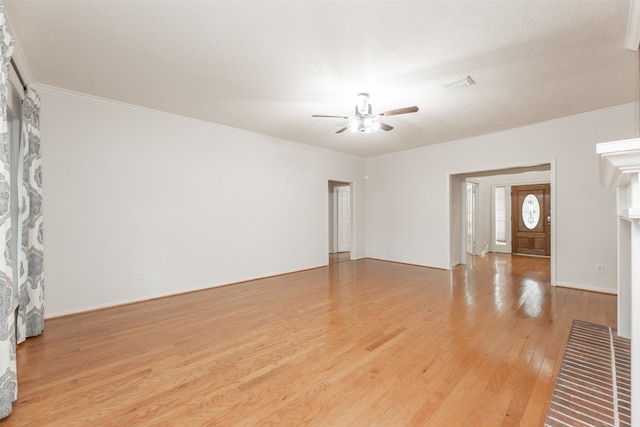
[522,194,540,229]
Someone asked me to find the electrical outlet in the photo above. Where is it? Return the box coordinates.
[138,271,146,281]
[595,264,604,273]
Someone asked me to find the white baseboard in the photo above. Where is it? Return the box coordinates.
[554,281,617,295]
[45,264,326,319]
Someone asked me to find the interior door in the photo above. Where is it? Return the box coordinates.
[511,184,550,256]
[336,186,351,252]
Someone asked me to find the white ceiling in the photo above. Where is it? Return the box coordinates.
[4,0,639,157]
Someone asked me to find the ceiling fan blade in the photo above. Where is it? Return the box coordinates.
[312,114,349,119]
[380,106,419,117]
[380,122,394,131]
[335,127,348,134]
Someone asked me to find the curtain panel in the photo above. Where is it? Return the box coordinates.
[0,3,45,419]
[17,88,43,344]
[0,3,15,419]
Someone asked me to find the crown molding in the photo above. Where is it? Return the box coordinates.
[5,14,34,84]
[32,83,367,161]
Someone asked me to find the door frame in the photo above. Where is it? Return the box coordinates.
[327,180,356,264]
[449,160,557,286]
[465,180,480,257]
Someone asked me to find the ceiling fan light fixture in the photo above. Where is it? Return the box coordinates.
[443,75,475,92]
[349,115,381,133]
[348,117,360,132]
[313,93,418,134]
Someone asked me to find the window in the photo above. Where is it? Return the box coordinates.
[521,194,540,229]
[494,186,506,244]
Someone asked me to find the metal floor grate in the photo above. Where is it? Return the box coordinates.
[545,320,631,427]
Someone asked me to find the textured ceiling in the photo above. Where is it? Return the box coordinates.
[4,0,638,157]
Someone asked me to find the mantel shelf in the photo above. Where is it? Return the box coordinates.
[620,209,640,223]
[596,138,640,192]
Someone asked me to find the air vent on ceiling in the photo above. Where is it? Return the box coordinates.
[443,75,475,92]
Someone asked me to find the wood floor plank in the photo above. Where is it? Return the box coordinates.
[4,253,616,426]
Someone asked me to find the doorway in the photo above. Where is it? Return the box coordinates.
[328,180,352,264]
[449,162,555,283]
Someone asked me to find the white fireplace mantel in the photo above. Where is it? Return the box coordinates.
[596,137,640,426]
[597,138,640,222]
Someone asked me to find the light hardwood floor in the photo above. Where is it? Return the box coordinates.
[329,251,351,265]
[4,254,616,426]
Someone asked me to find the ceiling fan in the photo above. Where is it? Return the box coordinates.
[312,93,419,134]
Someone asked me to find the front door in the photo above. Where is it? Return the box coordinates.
[511,184,550,256]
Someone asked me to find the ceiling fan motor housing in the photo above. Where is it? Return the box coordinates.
[356,93,370,115]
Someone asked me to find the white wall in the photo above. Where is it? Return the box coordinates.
[366,103,639,293]
[38,85,366,317]
[37,83,638,315]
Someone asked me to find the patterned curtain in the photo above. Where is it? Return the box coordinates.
[0,3,14,419]
[16,88,43,344]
